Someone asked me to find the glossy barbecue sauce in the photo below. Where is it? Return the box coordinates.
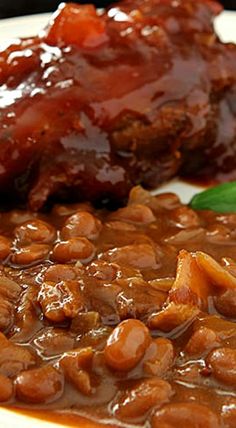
[0,186,235,427]
[0,0,236,210]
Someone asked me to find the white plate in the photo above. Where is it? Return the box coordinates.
[0,8,236,428]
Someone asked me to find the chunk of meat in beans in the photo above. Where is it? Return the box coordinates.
[52,238,95,263]
[114,378,173,421]
[206,347,236,385]
[143,338,174,377]
[61,211,102,240]
[104,319,151,371]
[15,365,64,404]
[60,347,93,395]
[10,286,39,342]
[152,403,220,428]
[38,280,85,322]
[70,312,101,334]
[33,328,75,357]
[12,244,50,265]
[115,277,166,320]
[14,219,56,245]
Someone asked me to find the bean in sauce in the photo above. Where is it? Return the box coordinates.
[0,187,235,427]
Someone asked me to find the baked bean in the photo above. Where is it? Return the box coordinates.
[170,206,200,228]
[185,327,220,356]
[155,193,181,210]
[52,203,93,217]
[38,280,85,322]
[44,264,78,282]
[61,211,102,240]
[114,378,173,421]
[60,347,93,395]
[221,398,236,428]
[104,319,151,371]
[0,333,35,377]
[0,330,18,349]
[102,244,159,269]
[52,238,95,263]
[206,347,236,385]
[206,224,231,243]
[106,188,140,214]
[105,221,137,231]
[15,365,63,404]
[0,276,21,301]
[0,299,13,332]
[9,211,34,225]
[0,236,11,260]
[214,289,236,318]
[12,244,50,265]
[217,214,236,226]
[86,260,118,281]
[0,275,22,334]
[127,186,152,205]
[0,374,13,402]
[196,314,236,335]
[152,403,220,428]
[110,204,155,224]
[15,219,56,245]
[143,337,174,376]
[10,287,40,343]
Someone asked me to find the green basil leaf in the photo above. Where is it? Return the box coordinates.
[189,181,236,213]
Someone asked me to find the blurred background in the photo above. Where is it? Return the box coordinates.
[0,0,235,18]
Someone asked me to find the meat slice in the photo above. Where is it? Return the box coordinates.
[0,0,236,210]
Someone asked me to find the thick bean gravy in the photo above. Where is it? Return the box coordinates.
[0,186,236,427]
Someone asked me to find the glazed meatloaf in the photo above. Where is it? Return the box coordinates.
[0,0,236,209]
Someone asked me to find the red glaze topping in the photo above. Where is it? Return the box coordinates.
[0,0,235,209]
